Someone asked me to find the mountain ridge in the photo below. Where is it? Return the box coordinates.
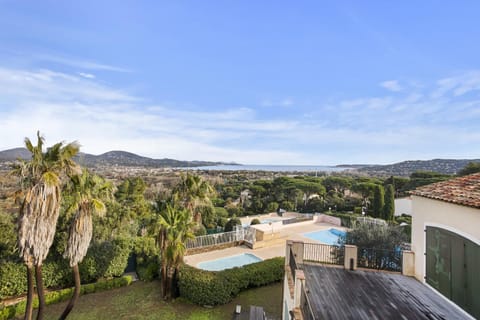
[0,148,239,168]
[1,148,478,175]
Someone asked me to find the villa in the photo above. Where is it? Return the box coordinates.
[282,173,480,319]
[411,172,480,319]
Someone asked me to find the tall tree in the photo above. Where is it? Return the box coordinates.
[59,170,113,319]
[12,132,79,320]
[457,162,480,176]
[372,185,385,218]
[157,204,195,300]
[351,182,377,212]
[172,173,215,224]
[383,184,395,221]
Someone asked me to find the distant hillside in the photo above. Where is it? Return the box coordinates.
[0,148,237,168]
[0,147,32,160]
[356,159,480,176]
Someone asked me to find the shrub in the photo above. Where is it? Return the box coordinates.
[193,224,207,236]
[0,236,133,301]
[80,237,132,282]
[250,218,261,225]
[0,261,27,299]
[224,218,241,232]
[0,275,133,320]
[133,236,159,281]
[136,261,159,281]
[0,259,74,300]
[178,257,284,306]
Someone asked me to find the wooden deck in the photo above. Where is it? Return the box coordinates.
[302,263,471,319]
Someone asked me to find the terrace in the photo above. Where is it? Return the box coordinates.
[284,241,471,319]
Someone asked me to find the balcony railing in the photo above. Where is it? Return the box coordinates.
[303,242,344,266]
[300,281,316,320]
[357,247,402,272]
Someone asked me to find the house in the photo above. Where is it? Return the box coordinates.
[282,240,469,319]
[411,173,480,319]
[394,196,412,216]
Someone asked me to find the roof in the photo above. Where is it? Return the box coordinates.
[303,264,470,319]
[410,172,480,209]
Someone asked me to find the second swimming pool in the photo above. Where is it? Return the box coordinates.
[197,253,263,271]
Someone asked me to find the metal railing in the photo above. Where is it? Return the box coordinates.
[357,247,402,272]
[303,242,344,266]
[300,281,316,320]
[289,248,297,279]
[282,214,314,225]
[186,226,257,249]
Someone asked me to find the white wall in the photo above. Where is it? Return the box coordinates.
[394,197,412,216]
[411,196,480,281]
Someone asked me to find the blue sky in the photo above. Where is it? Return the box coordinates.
[1,1,479,165]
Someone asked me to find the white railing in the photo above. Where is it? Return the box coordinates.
[356,216,387,226]
[186,226,256,249]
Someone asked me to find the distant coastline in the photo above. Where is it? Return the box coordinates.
[186,164,349,172]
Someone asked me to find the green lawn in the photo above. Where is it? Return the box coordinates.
[26,281,282,320]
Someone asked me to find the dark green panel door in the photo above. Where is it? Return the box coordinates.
[425,227,451,299]
[450,238,465,309]
[465,240,480,319]
[426,226,480,319]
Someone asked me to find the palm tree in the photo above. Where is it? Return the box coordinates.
[59,170,113,320]
[13,132,79,320]
[157,203,195,300]
[172,173,215,224]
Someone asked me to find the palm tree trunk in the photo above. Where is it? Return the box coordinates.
[161,264,168,300]
[24,265,34,320]
[166,267,173,300]
[35,265,45,320]
[59,264,81,320]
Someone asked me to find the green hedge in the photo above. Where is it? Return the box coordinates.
[0,260,72,300]
[178,257,284,306]
[0,275,132,320]
[79,238,131,283]
[0,238,131,300]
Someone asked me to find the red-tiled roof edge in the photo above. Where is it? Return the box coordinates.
[410,172,480,209]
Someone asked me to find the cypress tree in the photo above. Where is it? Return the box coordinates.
[372,185,384,218]
[383,184,395,221]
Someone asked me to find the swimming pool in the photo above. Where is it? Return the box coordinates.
[303,228,346,245]
[197,253,263,271]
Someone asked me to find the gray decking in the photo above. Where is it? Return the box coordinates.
[302,264,471,319]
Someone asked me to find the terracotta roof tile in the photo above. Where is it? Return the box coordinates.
[411,172,480,208]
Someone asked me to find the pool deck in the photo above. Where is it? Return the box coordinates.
[184,221,346,268]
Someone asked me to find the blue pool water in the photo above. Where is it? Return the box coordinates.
[303,228,346,245]
[197,253,263,271]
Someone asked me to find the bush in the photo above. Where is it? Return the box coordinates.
[193,224,207,236]
[0,261,27,299]
[0,275,133,320]
[133,236,159,281]
[80,237,132,283]
[178,257,284,306]
[224,218,241,232]
[136,261,159,281]
[250,218,261,225]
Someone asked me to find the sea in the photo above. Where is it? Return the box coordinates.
[186,164,349,172]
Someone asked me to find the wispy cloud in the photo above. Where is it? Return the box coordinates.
[380,80,402,92]
[433,71,480,98]
[1,66,479,164]
[35,53,131,72]
[78,72,95,79]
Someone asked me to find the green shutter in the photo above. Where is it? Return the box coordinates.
[426,226,480,319]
